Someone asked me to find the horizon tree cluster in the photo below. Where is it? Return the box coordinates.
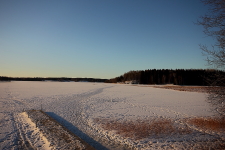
[106,69,224,86]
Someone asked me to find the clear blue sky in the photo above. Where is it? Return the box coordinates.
[0,0,213,79]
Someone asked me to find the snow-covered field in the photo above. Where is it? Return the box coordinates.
[0,81,224,149]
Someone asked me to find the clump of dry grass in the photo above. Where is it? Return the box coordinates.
[154,86,209,93]
[94,118,192,140]
[187,117,225,132]
[149,85,223,93]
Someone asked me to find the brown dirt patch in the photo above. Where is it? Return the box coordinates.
[94,118,192,140]
[187,117,225,132]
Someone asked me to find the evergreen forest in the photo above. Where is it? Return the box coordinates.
[106,69,225,86]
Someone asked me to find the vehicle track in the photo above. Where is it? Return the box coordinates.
[15,118,35,150]
[0,87,32,150]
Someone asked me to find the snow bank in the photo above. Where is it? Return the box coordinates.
[25,110,94,150]
[15,112,52,150]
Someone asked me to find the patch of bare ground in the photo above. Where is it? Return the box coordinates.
[147,85,222,93]
[94,118,192,140]
[94,117,225,149]
[187,117,225,132]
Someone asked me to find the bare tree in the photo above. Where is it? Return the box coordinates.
[198,0,225,117]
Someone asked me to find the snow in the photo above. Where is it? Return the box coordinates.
[15,112,52,150]
[0,81,223,149]
[25,110,91,150]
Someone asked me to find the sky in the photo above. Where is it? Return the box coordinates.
[0,0,214,79]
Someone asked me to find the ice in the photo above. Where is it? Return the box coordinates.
[0,81,223,149]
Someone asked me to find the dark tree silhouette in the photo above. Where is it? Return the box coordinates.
[198,0,225,116]
[106,69,225,86]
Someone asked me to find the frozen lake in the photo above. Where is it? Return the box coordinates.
[0,81,221,150]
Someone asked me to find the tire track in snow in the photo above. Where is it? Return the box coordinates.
[15,112,52,150]
[68,86,115,133]
[15,118,35,150]
[0,87,31,150]
[43,86,117,149]
[63,85,130,150]
[77,89,132,150]
[0,113,19,150]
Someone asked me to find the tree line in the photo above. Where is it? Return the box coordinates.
[1,69,224,86]
[0,76,107,82]
[106,69,225,86]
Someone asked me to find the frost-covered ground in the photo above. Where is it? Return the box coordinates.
[0,81,224,149]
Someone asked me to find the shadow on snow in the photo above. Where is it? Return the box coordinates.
[46,112,109,150]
